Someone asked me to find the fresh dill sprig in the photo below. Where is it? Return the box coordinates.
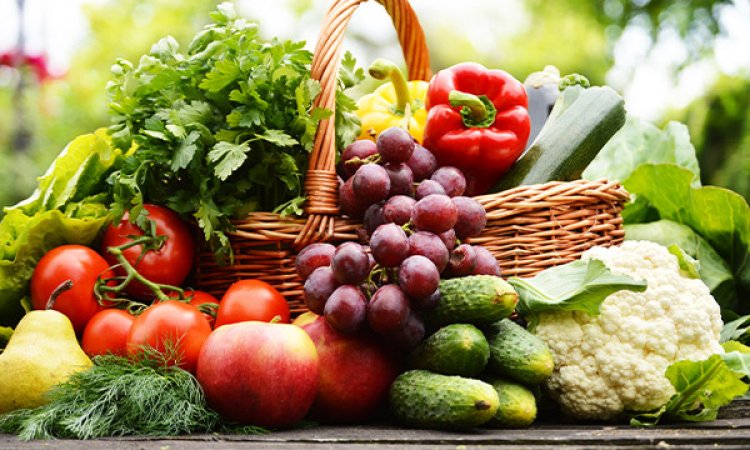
[0,349,267,440]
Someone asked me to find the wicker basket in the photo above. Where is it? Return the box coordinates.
[193,0,629,314]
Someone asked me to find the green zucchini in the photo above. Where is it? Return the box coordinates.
[494,85,626,190]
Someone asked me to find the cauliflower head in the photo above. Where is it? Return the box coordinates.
[534,240,724,421]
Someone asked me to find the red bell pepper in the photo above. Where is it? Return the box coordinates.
[422,62,530,196]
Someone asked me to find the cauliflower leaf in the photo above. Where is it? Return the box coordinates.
[630,354,748,426]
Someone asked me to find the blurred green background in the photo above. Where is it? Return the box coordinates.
[0,0,748,212]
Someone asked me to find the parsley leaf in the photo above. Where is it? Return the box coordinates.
[106,3,362,258]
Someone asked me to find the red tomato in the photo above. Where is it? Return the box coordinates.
[101,204,194,299]
[82,309,135,357]
[31,245,114,334]
[214,279,290,328]
[126,300,212,373]
[168,289,220,328]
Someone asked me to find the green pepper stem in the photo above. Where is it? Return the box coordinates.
[449,91,488,123]
[368,58,410,113]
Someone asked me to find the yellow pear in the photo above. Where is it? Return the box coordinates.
[0,310,92,414]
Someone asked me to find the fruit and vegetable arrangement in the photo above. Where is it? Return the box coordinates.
[1,1,750,441]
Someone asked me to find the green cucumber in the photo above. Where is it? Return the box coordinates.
[486,319,554,385]
[495,85,626,190]
[484,377,538,428]
[389,370,499,429]
[408,324,490,377]
[421,276,518,328]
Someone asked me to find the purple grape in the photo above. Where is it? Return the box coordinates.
[406,144,438,181]
[331,242,370,285]
[352,163,390,204]
[473,245,501,276]
[387,312,425,351]
[408,231,449,273]
[342,140,378,178]
[324,285,367,334]
[431,166,466,197]
[367,284,411,334]
[363,203,385,236]
[384,162,414,197]
[383,195,416,226]
[415,179,446,200]
[295,243,336,280]
[446,244,477,277]
[398,255,440,300]
[412,194,458,233]
[339,176,368,219]
[376,127,415,163]
[438,229,457,252]
[370,223,409,267]
[452,196,487,239]
[303,266,339,315]
[411,288,441,311]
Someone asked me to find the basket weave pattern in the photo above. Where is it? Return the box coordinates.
[193,0,629,315]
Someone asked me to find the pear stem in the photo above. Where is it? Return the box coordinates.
[46,280,73,310]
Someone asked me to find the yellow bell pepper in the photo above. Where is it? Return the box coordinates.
[355,59,428,144]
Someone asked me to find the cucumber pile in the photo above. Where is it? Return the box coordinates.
[388,275,553,430]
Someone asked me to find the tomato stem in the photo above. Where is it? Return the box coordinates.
[96,235,186,307]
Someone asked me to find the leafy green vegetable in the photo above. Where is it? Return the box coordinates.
[107,3,363,259]
[510,258,647,325]
[722,315,750,344]
[630,354,748,426]
[0,131,120,327]
[625,220,735,311]
[721,341,750,379]
[623,164,750,313]
[584,115,750,316]
[583,117,701,187]
[667,244,701,279]
[0,351,267,439]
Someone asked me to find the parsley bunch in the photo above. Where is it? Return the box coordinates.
[107,3,363,259]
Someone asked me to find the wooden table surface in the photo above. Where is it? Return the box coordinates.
[2,401,749,449]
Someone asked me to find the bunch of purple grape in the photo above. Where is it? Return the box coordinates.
[294,127,500,349]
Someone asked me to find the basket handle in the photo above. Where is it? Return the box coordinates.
[295,0,432,248]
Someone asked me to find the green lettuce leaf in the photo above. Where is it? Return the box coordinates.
[623,164,750,313]
[510,259,647,324]
[630,354,748,426]
[583,117,701,186]
[14,130,122,215]
[625,220,735,310]
[0,130,121,327]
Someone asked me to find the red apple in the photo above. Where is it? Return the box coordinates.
[297,314,400,423]
[196,321,319,428]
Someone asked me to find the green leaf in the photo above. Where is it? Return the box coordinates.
[199,59,241,93]
[207,141,249,181]
[630,354,748,426]
[584,117,701,186]
[13,130,120,214]
[510,258,647,323]
[255,129,298,147]
[171,131,201,171]
[721,315,750,343]
[623,164,750,312]
[667,244,701,279]
[625,220,735,311]
[339,51,365,90]
[721,341,750,378]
